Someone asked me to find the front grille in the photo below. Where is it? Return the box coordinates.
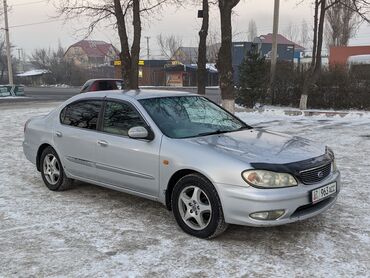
[299,162,331,184]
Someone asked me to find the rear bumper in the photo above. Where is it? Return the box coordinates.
[215,171,341,226]
[23,141,37,166]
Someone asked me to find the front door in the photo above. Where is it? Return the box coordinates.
[95,100,161,197]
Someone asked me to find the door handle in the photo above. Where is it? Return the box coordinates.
[56,131,62,137]
[97,140,108,147]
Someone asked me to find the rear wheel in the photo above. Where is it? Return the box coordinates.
[171,174,228,239]
[40,147,73,191]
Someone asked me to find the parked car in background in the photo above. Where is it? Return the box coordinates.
[23,90,340,239]
[80,79,123,93]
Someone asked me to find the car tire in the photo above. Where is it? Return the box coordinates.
[40,146,73,191]
[171,173,228,239]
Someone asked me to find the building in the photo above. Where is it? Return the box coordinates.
[113,59,171,86]
[139,60,171,86]
[164,62,218,87]
[64,40,119,68]
[256,33,305,61]
[232,34,305,83]
[329,46,370,66]
[171,44,221,64]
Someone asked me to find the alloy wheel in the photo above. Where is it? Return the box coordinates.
[177,185,212,230]
[43,154,60,185]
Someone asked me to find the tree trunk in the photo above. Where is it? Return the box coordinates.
[311,0,319,67]
[130,0,141,89]
[113,0,131,89]
[300,0,326,110]
[217,0,240,113]
[197,0,209,96]
[314,0,326,75]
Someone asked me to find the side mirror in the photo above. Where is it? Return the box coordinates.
[128,126,152,140]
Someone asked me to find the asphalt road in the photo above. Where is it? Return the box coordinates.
[24,87,80,101]
[0,86,222,103]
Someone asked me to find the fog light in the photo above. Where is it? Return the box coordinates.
[250,210,285,220]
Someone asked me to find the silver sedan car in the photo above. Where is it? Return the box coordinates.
[23,90,340,238]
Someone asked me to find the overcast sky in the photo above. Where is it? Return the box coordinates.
[7,0,370,59]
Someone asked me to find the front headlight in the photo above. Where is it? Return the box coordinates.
[242,170,298,188]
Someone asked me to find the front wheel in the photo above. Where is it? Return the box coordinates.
[171,174,228,239]
[40,146,73,191]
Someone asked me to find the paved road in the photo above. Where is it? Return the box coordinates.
[24,87,80,101]
[0,86,222,103]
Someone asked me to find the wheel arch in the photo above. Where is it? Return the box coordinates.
[36,143,53,171]
[165,169,216,210]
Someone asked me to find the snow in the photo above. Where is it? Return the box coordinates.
[17,69,50,77]
[0,96,29,100]
[0,103,369,277]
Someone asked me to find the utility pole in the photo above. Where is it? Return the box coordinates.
[270,0,280,99]
[144,36,150,60]
[17,48,23,72]
[3,0,13,85]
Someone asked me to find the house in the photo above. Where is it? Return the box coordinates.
[64,40,119,68]
[171,44,221,64]
[232,34,305,83]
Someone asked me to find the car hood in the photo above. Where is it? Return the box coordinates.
[184,128,326,165]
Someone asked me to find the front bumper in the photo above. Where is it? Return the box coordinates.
[215,171,341,226]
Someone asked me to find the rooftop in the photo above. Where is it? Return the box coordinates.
[258,34,305,51]
[67,40,119,58]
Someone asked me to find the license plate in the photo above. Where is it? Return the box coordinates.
[311,182,337,203]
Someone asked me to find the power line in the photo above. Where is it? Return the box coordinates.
[9,18,64,29]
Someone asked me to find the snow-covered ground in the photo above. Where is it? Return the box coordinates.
[0,103,369,277]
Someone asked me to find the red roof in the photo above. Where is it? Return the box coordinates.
[69,40,119,58]
[258,34,305,51]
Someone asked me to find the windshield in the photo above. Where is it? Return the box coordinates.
[139,96,249,139]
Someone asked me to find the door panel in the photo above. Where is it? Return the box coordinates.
[54,100,102,180]
[95,100,161,197]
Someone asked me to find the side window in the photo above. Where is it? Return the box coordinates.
[61,100,102,130]
[102,101,146,136]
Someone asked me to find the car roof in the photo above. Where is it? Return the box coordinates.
[84,78,123,83]
[77,89,196,101]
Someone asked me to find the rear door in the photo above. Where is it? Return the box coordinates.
[54,99,102,180]
[94,99,161,197]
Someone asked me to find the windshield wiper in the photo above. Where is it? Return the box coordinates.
[197,129,230,137]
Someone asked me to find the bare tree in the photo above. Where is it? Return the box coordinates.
[247,19,257,41]
[157,34,183,59]
[197,0,209,95]
[217,0,241,113]
[56,0,177,89]
[300,19,310,48]
[283,22,300,43]
[207,29,220,63]
[325,0,360,47]
[299,0,370,109]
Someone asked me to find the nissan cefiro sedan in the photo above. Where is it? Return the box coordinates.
[23,90,340,238]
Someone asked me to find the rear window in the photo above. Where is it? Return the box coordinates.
[60,100,102,130]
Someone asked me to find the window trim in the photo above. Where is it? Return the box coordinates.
[98,98,155,140]
[59,98,104,132]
